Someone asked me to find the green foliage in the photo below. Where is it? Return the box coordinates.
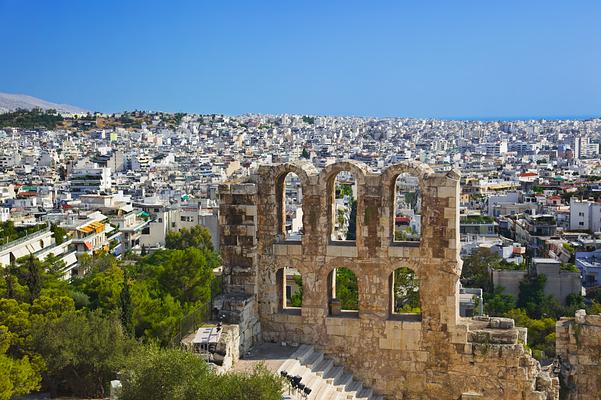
[0,221,47,244]
[560,263,579,272]
[460,215,495,224]
[563,293,586,316]
[562,243,575,254]
[120,269,134,336]
[120,345,284,400]
[166,225,215,251]
[137,247,216,306]
[460,247,497,293]
[336,268,358,310]
[394,227,413,241]
[346,200,357,240]
[392,267,420,313]
[336,183,353,199]
[302,115,315,124]
[517,275,561,319]
[73,247,217,345]
[31,311,133,397]
[130,281,184,344]
[504,308,556,358]
[532,186,544,194]
[290,274,303,307]
[0,233,223,397]
[0,325,41,400]
[483,287,516,316]
[73,264,124,311]
[19,255,43,303]
[0,108,64,129]
[51,224,68,245]
[589,301,601,314]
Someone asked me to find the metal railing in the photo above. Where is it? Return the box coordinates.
[169,301,212,348]
[0,226,51,253]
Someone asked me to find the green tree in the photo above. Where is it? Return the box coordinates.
[504,308,556,358]
[336,183,353,199]
[130,281,184,345]
[0,298,32,354]
[73,264,124,311]
[345,200,357,240]
[31,311,133,397]
[0,326,41,400]
[120,269,134,336]
[517,275,561,319]
[290,275,303,307]
[18,255,43,303]
[120,345,284,400]
[460,248,498,293]
[51,225,68,245]
[392,267,420,313]
[483,287,516,316]
[140,247,217,306]
[336,268,358,310]
[166,225,214,251]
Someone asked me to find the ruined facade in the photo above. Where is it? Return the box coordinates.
[218,160,558,399]
[556,310,601,400]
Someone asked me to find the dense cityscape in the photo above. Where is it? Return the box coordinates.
[2,105,601,398]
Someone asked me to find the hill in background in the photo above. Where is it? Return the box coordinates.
[0,92,88,114]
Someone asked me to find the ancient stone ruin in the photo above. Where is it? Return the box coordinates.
[556,310,601,400]
[217,160,559,399]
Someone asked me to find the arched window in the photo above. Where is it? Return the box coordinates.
[277,267,302,314]
[393,173,421,243]
[327,267,358,317]
[389,267,421,320]
[277,172,303,240]
[331,172,357,242]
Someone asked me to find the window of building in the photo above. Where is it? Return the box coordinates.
[327,267,358,317]
[278,172,303,240]
[277,267,302,313]
[393,173,421,243]
[389,267,421,320]
[331,172,357,241]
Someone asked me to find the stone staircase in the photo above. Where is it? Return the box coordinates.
[277,345,384,400]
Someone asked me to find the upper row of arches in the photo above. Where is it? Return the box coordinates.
[272,161,435,244]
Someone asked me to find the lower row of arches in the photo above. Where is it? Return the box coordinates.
[276,266,421,320]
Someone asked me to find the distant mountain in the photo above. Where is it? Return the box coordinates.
[0,92,88,114]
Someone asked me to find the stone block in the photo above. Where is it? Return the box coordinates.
[489,317,515,330]
[461,393,483,399]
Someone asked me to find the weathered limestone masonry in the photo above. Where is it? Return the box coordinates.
[216,183,261,354]
[556,310,601,400]
[218,160,558,400]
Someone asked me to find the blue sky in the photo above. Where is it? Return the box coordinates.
[0,0,600,119]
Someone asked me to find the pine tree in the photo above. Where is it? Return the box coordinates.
[120,268,134,336]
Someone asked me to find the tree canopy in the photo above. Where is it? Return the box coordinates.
[166,225,215,251]
[120,345,284,400]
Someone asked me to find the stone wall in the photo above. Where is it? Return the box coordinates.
[218,160,558,400]
[556,310,601,400]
